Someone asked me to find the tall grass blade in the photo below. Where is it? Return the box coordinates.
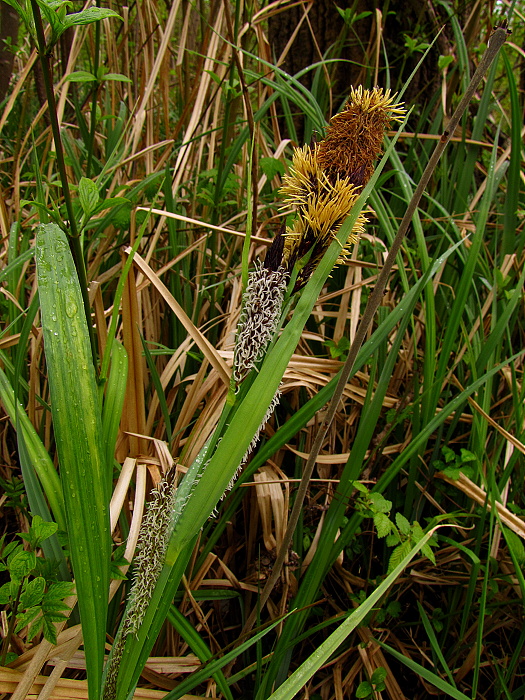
[0,367,65,529]
[377,639,471,700]
[501,51,521,256]
[266,528,447,700]
[35,223,110,699]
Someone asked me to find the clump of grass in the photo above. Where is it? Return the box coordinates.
[0,2,523,700]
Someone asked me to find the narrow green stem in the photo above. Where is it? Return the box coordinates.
[0,579,24,665]
[86,0,101,177]
[29,0,98,368]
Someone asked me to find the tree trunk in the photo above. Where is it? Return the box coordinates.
[0,1,19,104]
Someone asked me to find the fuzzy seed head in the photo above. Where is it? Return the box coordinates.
[122,473,177,638]
[233,262,289,383]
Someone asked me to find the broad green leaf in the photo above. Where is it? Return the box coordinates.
[66,71,97,83]
[19,576,45,608]
[62,8,121,29]
[103,73,132,83]
[78,177,100,217]
[36,223,110,700]
[9,550,36,580]
[101,340,128,469]
[356,682,373,698]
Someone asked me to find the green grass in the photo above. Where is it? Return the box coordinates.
[0,1,524,699]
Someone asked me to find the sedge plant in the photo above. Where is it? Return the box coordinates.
[101,86,411,700]
[0,2,522,698]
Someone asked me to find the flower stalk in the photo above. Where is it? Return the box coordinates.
[233,86,405,384]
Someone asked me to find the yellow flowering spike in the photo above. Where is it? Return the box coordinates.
[279,144,329,206]
[269,86,405,290]
[317,86,405,186]
[280,145,363,274]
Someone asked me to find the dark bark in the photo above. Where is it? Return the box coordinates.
[0,1,19,104]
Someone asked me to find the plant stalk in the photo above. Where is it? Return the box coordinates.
[29,0,98,367]
[240,23,509,637]
[86,0,101,177]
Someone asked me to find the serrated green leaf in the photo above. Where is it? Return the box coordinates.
[46,580,75,600]
[42,616,58,645]
[15,606,42,632]
[43,599,71,613]
[442,446,455,463]
[260,157,285,180]
[385,533,400,547]
[411,522,425,542]
[20,576,46,608]
[442,466,461,480]
[9,550,36,580]
[0,582,13,604]
[43,609,70,622]
[387,541,412,574]
[78,177,100,217]
[27,615,45,641]
[421,543,436,564]
[30,515,58,544]
[370,493,392,514]
[395,512,411,536]
[374,513,392,539]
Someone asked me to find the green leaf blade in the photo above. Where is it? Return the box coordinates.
[35,223,110,699]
